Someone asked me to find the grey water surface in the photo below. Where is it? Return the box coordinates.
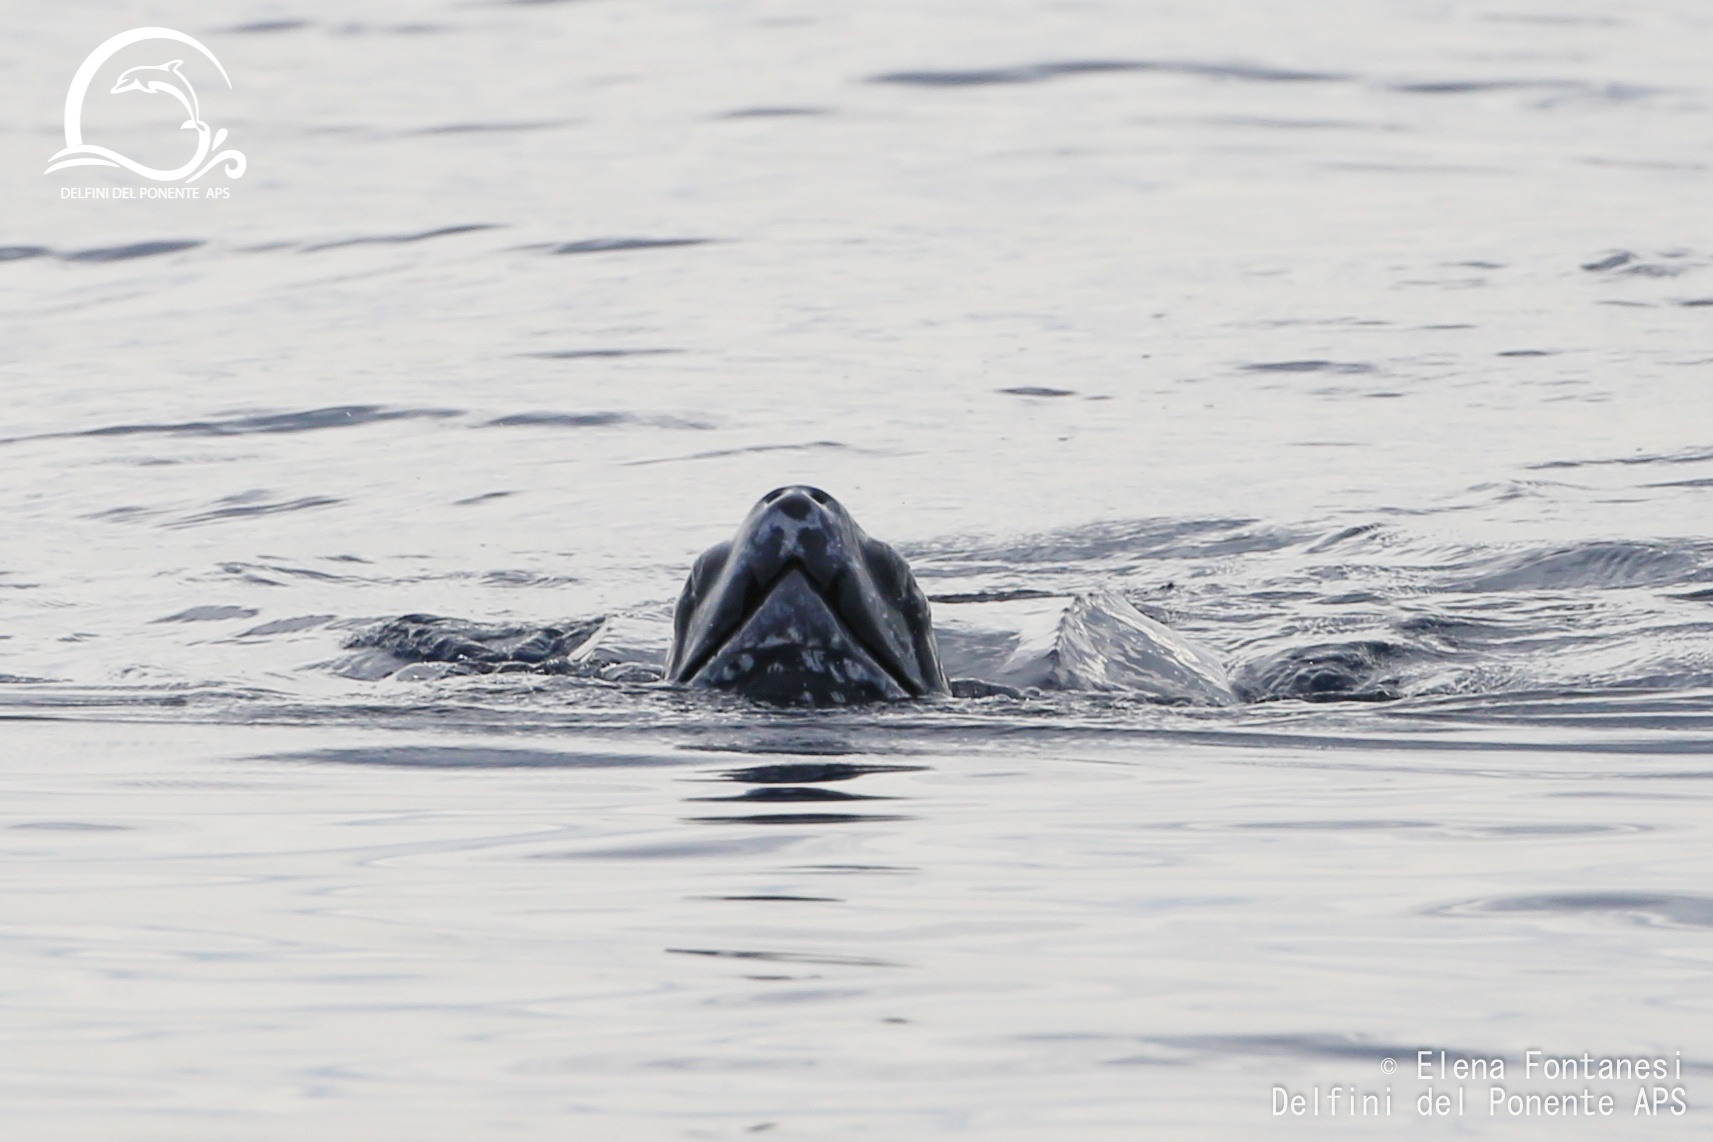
[3,0,1713,1137]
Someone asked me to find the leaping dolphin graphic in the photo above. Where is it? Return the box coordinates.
[111,60,204,132]
[45,28,246,182]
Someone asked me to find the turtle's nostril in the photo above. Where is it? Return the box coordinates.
[762,487,788,504]
[807,488,832,505]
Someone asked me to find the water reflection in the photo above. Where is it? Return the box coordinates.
[684,758,921,825]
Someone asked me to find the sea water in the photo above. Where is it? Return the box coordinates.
[2,0,1711,1136]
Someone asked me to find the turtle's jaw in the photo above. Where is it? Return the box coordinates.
[682,564,911,706]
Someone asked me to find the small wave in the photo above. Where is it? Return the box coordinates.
[169,495,342,529]
[486,412,633,428]
[227,19,310,33]
[0,404,459,446]
[919,516,1305,567]
[870,59,1344,87]
[1388,79,1656,102]
[1306,523,1386,553]
[717,107,829,119]
[1452,541,1706,592]
[665,948,902,968]
[1584,251,1635,272]
[410,121,567,135]
[1579,248,1700,277]
[481,570,578,587]
[530,238,713,256]
[871,61,1649,104]
[332,22,445,33]
[212,561,360,585]
[235,615,336,637]
[624,441,861,466]
[1114,1033,1436,1064]
[60,240,203,263]
[300,224,501,252]
[1242,360,1376,374]
[1391,79,1569,95]
[701,895,842,904]
[153,606,259,623]
[484,411,709,429]
[927,588,1061,603]
[1530,445,1713,470]
[1437,892,1713,929]
[1459,823,1651,837]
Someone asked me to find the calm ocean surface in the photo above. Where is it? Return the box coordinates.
[3,0,1712,1136]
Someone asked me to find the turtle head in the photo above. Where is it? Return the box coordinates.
[665,486,947,705]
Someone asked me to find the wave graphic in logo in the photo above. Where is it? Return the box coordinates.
[45,27,246,183]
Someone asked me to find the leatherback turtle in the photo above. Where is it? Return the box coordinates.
[341,486,1240,706]
[664,485,946,704]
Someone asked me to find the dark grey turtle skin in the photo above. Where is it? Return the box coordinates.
[664,486,949,706]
